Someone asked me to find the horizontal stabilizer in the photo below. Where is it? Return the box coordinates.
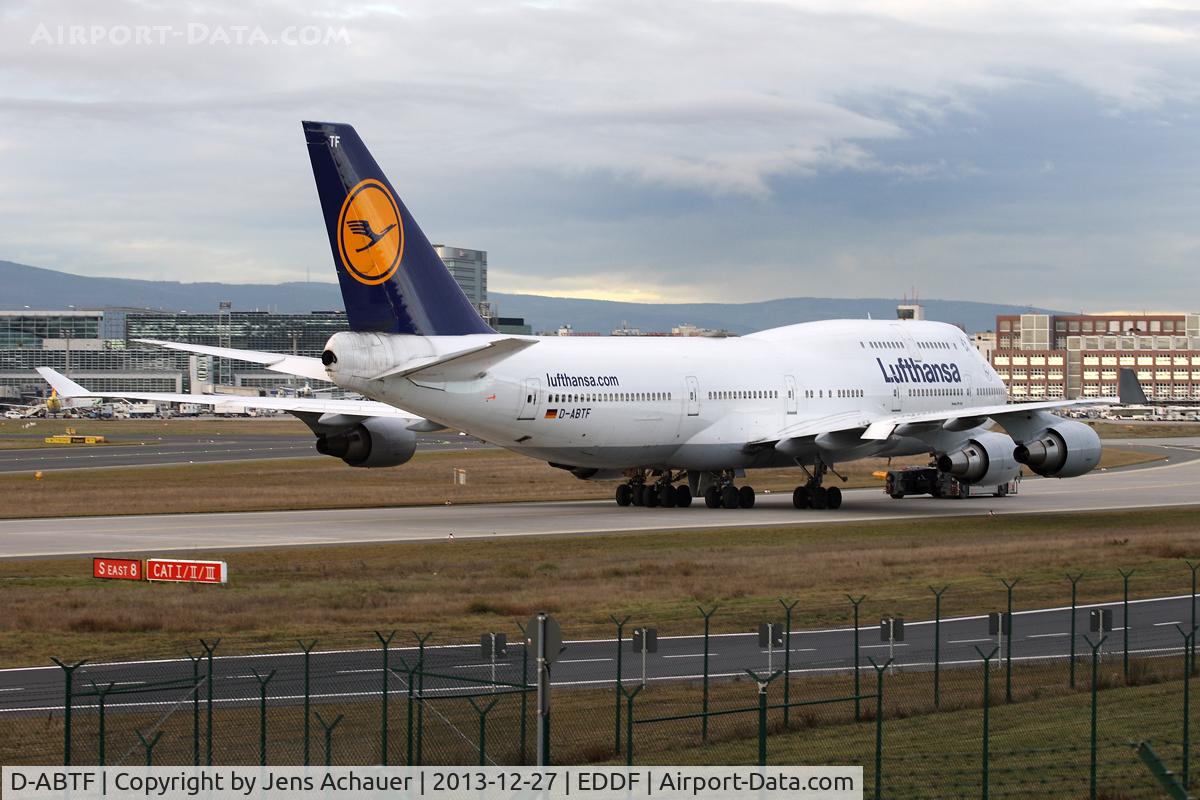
[370,337,537,381]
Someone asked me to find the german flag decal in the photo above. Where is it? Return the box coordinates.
[544,409,558,419]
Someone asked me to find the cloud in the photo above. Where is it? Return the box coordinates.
[0,0,1197,309]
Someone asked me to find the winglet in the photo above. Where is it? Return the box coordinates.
[35,367,93,398]
[1118,368,1148,405]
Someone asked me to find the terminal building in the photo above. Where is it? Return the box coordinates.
[0,245,529,401]
[990,312,1200,403]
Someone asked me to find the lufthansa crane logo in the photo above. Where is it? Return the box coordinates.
[337,179,405,285]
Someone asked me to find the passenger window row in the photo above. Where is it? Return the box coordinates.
[804,389,864,399]
[706,389,779,400]
[550,391,671,403]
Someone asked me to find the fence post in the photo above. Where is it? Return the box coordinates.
[136,730,162,767]
[298,639,316,767]
[199,638,220,766]
[698,605,718,741]
[315,712,343,767]
[251,669,275,767]
[50,658,85,766]
[1000,578,1019,703]
[1177,626,1194,789]
[1187,561,1198,675]
[184,650,202,766]
[1067,573,1083,690]
[89,682,114,766]
[620,684,644,766]
[930,586,948,709]
[848,595,865,721]
[414,631,432,765]
[974,647,998,800]
[1130,741,1190,800]
[1086,634,1107,800]
[1119,569,1135,684]
[867,657,891,800]
[744,669,782,767]
[516,621,529,765]
[610,615,630,755]
[374,630,396,765]
[779,599,798,728]
[467,697,499,766]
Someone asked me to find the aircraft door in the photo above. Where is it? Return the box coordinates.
[517,378,540,420]
[784,375,798,414]
[685,376,701,416]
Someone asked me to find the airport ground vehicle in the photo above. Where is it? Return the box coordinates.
[883,465,1019,499]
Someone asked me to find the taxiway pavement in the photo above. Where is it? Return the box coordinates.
[0,443,1197,558]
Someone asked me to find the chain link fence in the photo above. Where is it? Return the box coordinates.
[3,572,1198,799]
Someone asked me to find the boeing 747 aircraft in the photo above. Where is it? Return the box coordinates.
[41,121,1144,511]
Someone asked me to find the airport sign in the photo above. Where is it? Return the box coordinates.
[146,558,228,585]
[92,557,143,581]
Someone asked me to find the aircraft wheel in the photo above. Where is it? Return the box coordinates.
[720,485,740,509]
[659,484,677,508]
[792,486,811,509]
[811,486,829,510]
[675,485,693,507]
[889,492,904,500]
[704,486,722,509]
[738,485,756,509]
[615,484,632,507]
[826,486,842,509]
[643,485,659,508]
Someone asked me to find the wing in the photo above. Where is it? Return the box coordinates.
[346,219,371,236]
[35,367,424,424]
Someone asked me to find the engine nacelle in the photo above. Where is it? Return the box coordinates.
[1013,420,1102,478]
[936,431,1022,485]
[315,417,417,468]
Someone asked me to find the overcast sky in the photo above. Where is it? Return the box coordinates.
[1,0,1198,309]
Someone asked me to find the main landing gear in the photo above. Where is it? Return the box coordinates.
[700,470,755,510]
[614,471,692,509]
[792,460,844,510]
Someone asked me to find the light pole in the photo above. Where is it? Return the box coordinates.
[59,328,71,377]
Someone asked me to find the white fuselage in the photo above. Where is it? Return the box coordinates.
[323,319,1008,472]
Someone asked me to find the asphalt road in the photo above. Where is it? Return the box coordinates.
[1,443,1197,558]
[1,594,1193,715]
[0,433,490,472]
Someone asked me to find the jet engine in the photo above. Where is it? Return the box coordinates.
[936,431,1022,485]
[315,417,417,468]
[1013,420,1102,478]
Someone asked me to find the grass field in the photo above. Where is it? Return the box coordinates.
[0,417,310,449]
[1086,419,1200,438]
[0,444,1162,520]
[3,505,1197,665]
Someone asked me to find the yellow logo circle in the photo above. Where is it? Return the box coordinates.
[337,179,405,285]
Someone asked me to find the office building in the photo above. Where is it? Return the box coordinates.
[991,312,1200,402]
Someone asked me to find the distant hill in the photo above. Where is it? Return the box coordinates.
[486,293,1057,335]
[0,260,1055,333]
